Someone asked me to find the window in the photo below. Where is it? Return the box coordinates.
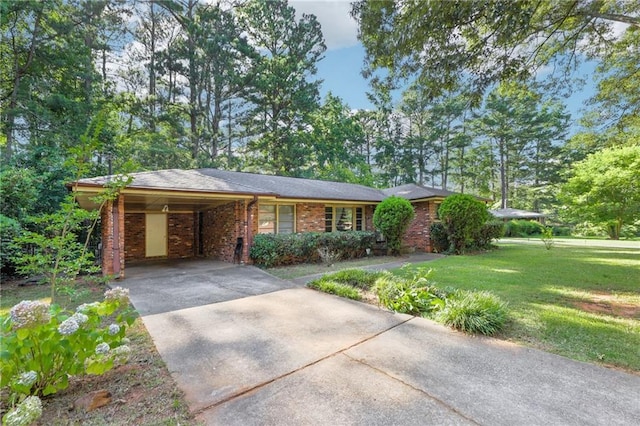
[258,204,295,234]
[325,206,364,232]
[434,202,442,220]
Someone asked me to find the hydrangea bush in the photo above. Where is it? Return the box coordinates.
[1,286,136,423]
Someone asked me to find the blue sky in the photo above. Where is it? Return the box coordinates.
[291,0,597,126]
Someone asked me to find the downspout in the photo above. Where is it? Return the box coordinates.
[246,195,258,262]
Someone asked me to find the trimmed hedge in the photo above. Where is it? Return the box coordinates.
[503,219,545,237]
[250,231,376,267]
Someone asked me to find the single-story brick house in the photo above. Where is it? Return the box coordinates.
[73,168,458,278]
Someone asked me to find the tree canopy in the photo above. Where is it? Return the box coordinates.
[351,0,640,100]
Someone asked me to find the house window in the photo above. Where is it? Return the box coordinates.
[434,202,442,220]
[258,204,295,234]
[325,206,364,232]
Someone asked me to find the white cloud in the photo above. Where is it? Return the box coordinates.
[290,0,359,50]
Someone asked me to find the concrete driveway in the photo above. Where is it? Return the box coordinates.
[123,259,299,316]
[125,260,640,425]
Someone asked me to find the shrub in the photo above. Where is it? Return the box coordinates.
[373,196,415,255]
[0,214,22,276]
[0,287,136,408]
[551,225,572,236]
[250,231,376,267]
[503,219,545,237]
[439,194,490,254]
[307,280,361,300]
[434,291,507,335]
[472,221,504,250]
[373,272,442,315]
[319,269,383,290]
[429,222,450,253]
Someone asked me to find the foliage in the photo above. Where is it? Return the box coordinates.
[550,225,572,237]
[572,222,608,238]
[0,215,22,275]
[429,222,450,254]
[372,196,415,255]
[559,145,640,239]
[0,287,135,413]
[472,221,505,250]
[250,231,376,268]
[306,280,361,301]
[373,268,443,316]
[351,0,639,100]
[438,194,490,254]
[318,269,383,290]
[503,220,545,237]
[434,291,508,336]
[541,227,555,250]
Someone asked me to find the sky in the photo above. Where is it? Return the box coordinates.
[290,0,597,124]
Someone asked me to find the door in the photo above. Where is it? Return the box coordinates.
[146,213,167,257]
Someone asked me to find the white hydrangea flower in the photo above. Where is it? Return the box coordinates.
[2,395,42,426]
[76,302,100,313]
[112,345,131,366]
[108,323,120,335]
[104,286,129,304]
[95,342,110,355]
[71,312,89,325]
[57,317,80,336]
[15,371,38,388]
[9,301,50,329]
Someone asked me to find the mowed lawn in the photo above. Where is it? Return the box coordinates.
[400,243,640,372]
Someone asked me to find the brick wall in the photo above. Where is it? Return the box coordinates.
[124,213,145,261]
[402,201,432,252]
[101,196,125,278]
[296,203,326,232]
[365,205,375,231]
[202,201,241,262]
[168,213,195,259]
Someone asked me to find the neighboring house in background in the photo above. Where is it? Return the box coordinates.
[490,208,546,224]
[73,169,460,278]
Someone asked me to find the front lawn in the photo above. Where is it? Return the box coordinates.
[397,243,639,372]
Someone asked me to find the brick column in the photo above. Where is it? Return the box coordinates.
[101,195,125,279]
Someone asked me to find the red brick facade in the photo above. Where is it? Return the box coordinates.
[101,196,437,276]
[101,196,125,278]
[296,203,326,232]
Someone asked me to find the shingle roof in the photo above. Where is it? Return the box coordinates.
[77,168,386,202]
[381,183,458,200]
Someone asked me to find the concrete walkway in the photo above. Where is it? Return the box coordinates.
[140,288,640,425]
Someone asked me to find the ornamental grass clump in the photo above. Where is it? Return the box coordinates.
[0,286,136,423]
[434,290,508,335]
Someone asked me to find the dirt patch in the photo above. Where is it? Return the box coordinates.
[570,294,640,319]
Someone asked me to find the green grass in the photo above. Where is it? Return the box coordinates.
[0,280,107,315]
[397,243,640,371]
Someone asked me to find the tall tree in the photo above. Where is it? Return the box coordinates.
[351,0,640,100]
[239,0,326,176]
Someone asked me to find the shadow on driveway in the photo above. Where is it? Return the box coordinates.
[121,259,300,316]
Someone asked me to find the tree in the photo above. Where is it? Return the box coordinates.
[559,144,640,240]
[373,196,415,255]
[439,194,490,254]
[473,82,569,210]
[239,0,326,175]
[351,0,640,100]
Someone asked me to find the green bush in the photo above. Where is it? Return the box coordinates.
[439,195,490,254]
[551,225,572,236]
[429,222,450,253]
[1,287,136,418]
[373,272,443,315]
[307,280,362,300]
[434,290,508,335]
[471,221,504,250]
[250,231,376,267]
[0,214,22,276]
[318,269,383,290]
[373,196,415,255]
[503,219,545,237]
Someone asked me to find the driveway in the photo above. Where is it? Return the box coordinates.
[123,259,299,316]
[125,260,640,425]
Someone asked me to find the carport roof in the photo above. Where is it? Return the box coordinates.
[76,168,386,202]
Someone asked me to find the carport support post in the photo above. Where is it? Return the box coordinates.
[101,195,125,279]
